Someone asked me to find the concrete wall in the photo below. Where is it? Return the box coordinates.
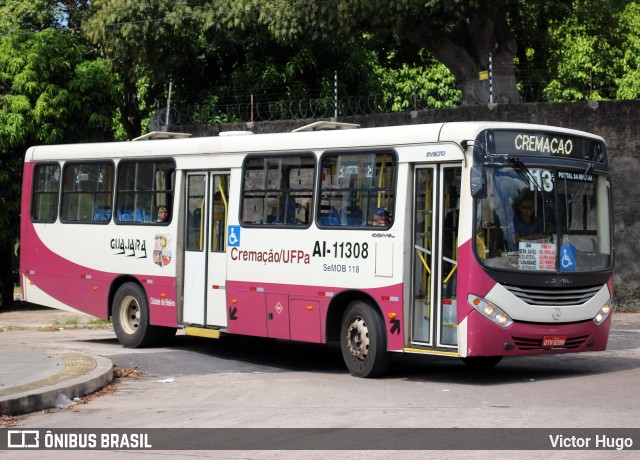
[179,100,640,310]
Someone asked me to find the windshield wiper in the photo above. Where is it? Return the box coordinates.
[568,162,594,205]
[509,157,540,191]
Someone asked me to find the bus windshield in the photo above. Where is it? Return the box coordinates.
[475,165,612,273]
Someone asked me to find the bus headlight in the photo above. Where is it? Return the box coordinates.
[468,294,513,327]
[593,301,613,326]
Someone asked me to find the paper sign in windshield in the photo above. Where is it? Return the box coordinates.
[518,242,556,271]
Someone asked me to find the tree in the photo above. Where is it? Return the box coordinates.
[81,0,241,138]
[220,0,520,105]
[615,2,640,99]
[401,0,519,105]
[509,1,573,102]
[539,0,627,102]
[372,49,461,111]
[0,1,118,307]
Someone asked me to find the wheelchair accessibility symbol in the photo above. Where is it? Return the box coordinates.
[560,245,576,271]
[227,225,240,247]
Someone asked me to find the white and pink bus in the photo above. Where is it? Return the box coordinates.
[20,121,614,377]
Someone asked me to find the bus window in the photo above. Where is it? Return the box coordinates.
[116,159,175,224]
[60,162,114,223]
[186,174,205,251]
[240,154,314,226]
[475,166,612,272]
[31,163,60,223]
[211,175,229,252]
[318,151,396,228]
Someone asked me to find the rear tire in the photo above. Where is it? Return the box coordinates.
[340,301,390,378]
[112,282,158,348]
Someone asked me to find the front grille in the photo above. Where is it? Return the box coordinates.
[503,284,602,306]
[512,335,589,351]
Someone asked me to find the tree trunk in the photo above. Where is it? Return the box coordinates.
[408,9,519,105]
[120,78,143,140]
[457,46,519,105]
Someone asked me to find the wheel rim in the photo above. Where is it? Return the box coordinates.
[119,294,141,335]
[346,315,370,361]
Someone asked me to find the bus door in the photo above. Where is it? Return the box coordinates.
[411,164,462,350]
[183,172,230,327]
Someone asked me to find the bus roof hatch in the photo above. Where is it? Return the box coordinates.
[292,121,360,132]
[132,131,192,141]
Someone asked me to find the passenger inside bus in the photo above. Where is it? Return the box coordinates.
[156,205,169,223]
[318,205,341,225]
[347,205,364,225]
[372,207,390,226]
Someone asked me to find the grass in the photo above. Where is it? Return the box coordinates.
[52,317,112,329]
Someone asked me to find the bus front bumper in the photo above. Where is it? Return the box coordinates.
[461,309,612,357]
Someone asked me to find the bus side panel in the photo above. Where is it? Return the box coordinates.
[139,280,178,328]
[21,212,177,326]
[225,280,404,350]
[373,288,404,351]
[19,162,34,301]
[456,239,495,323]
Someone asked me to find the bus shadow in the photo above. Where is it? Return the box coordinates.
[388,352,640,385]
[101,334,348,377]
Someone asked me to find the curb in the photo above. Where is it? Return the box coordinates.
[0,351,113,416]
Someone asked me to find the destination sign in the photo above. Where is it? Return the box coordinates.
[487,130,605,162]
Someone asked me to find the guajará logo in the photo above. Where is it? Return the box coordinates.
[153,234,172,267]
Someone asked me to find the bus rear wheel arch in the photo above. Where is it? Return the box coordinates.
[340,300,390,378]
[112,282,175,348]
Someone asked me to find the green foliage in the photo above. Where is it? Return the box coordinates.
[0,3,119,256]
[537,0,626,102]
[616,2,640,99]
[0,0,65,32]
[82,0,251,137]
[1,30,117,144]
[374,51,461,111]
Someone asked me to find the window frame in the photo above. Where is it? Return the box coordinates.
[317,149,398,230]
[115,158,176,226]
[31,162,61,223]
[240,152,316,228]
[59,160,115,224]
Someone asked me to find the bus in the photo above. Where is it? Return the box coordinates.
[20,121,614,377]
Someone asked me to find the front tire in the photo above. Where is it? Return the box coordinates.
[340,301,390,378]
[112,282,158,348]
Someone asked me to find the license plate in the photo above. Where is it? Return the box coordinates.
[542,336,567,348]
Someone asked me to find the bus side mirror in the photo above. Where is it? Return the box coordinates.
[470,166,486,198]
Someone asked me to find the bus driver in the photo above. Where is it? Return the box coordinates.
[513,197,544,243]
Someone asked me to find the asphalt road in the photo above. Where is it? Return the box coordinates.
[1,308,639,459]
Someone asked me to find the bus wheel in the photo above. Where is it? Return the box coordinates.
[112,282,157,348]
[340,301,390,378]
[461,356,503,369]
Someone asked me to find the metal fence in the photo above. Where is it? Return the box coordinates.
[160,85,616,127]
[169,92,456,126]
